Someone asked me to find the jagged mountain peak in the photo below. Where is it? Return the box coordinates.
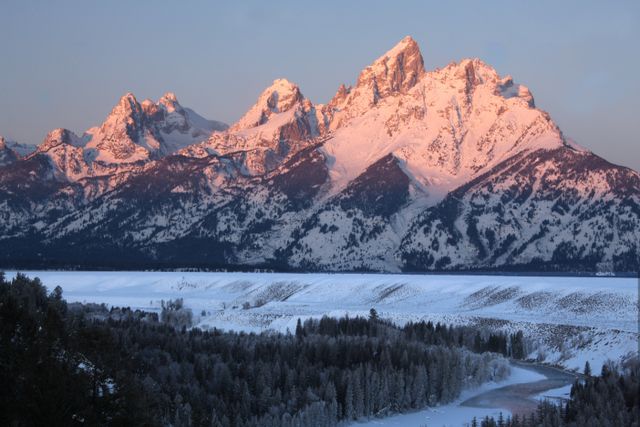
[328,83,351,107]
[160,91,178,103]
[322,46,567,200]
[357,36,425,98]
[433,58,536,108]
[36,128,82,153]
[432,58,503,96]
[79,91,226,164]
[100,92,145,135]
[387,35,420,55]
[447,58,499,81]
[140,98,159,116]
[185,78,321,176]
[258,78,303,106]
[158,92,182,112]
[84,93,148,163]
[114,92,141,113]
[324,36,426,129]
[231,78,306,131]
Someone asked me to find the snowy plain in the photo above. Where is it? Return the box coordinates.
[7,271,637,373]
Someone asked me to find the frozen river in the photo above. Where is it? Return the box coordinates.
[353,361,576,427]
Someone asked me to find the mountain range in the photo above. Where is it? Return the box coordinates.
[1,36,638,272]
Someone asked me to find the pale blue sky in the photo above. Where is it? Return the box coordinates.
[1,0,638,170]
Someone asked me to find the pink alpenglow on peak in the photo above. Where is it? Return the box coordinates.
[323,37,426,129]
[231,78,306,131]
[160,92,178,103]
[321,38,567,200]
[360,35,426,98]
[354,36,425,101]
[6,91,229,186]
[183,78,323,175]
[0,35,638,274]
[80,91,227,164]
[35,128,83,154]
[158,92,181,112]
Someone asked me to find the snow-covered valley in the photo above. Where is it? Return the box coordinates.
[9,271,637,376]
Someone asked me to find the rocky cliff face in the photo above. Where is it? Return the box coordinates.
[0,37,638,272]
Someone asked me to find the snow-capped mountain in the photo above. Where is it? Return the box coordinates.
[0,37,638,273]
[0,93,228,204]
[320,37,560,201]
[180,79,325,176]
[23,92,228,181]
[84,92,227,165]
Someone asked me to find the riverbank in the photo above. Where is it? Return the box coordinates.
[352,361,578,427]
[461,361,577,418]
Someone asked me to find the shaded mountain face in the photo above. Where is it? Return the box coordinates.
[0,137,19,166]
[0,137,39,165]
[5,140,36,158]
[0,37,638,273]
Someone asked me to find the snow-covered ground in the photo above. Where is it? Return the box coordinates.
[7,271,638,373]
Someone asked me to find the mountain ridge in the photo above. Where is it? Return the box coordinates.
[0,36,638,272]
